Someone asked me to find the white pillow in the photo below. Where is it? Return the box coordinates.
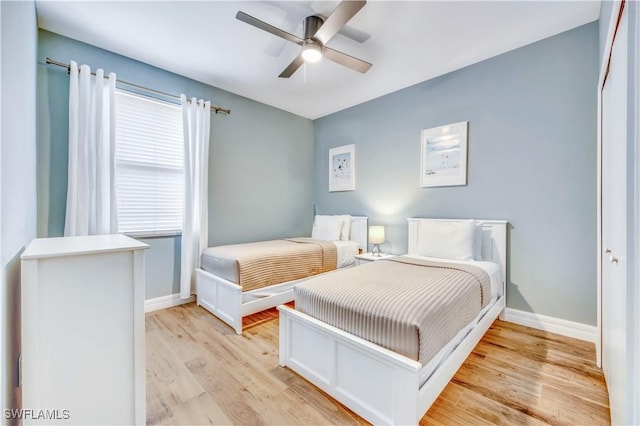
[339,215,352,241]
[473,221,483,260]
[312,215,343,241]
[417,220,476,260]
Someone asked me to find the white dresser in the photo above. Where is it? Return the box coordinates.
[20,234,148,425]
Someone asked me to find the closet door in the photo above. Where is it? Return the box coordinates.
[600,4,628,425]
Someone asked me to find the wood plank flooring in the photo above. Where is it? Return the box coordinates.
[145,303,610,425]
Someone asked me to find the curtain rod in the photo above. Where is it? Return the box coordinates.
[45,57,231,115]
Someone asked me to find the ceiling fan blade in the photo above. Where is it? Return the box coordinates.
[323,46,372,74]
[236,11,304,46]
[279,55,305,78]
[315,13,371,43]
[314,0,366,45]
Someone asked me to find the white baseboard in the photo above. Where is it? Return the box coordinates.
[145,293,195,313]
[503,308,597,343]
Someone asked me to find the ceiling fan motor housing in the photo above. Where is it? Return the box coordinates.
[304,15,324,41]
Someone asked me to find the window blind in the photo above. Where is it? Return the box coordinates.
[115,90,184,236]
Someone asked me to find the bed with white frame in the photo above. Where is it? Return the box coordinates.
[278,218,507,425]
[196,216,368,334]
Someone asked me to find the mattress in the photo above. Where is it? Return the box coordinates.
[399,255,501,385]
[333,240,358,268]
[200,239,358,292]
[294,256,497,365]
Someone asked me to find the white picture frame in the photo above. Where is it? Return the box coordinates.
[420,121,468,188]
[329,144,355,192]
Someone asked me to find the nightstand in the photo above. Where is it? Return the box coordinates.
[355,252,396,265]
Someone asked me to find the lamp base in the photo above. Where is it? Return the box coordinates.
[372,244,382,256]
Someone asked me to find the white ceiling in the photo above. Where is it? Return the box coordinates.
[35,1,601,119]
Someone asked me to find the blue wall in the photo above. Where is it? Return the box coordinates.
[313,23,599,325]
[37,30,314,299]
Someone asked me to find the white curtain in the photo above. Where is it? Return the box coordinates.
[180,95,211,299]
[64,61,118,236]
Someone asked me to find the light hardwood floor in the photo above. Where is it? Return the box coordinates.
[146,303,610,425]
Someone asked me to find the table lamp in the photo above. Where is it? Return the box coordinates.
[369,226,385,256]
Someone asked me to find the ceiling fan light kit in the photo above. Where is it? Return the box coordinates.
[236,0,372,78]
[302,40,323,63]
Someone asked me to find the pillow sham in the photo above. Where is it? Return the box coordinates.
[417,219,476,261]
[311,215,343,241]
[339,215,352,241]
[473,221,483,260]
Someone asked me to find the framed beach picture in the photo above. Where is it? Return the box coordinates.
[329,144,355,192]
[420,121,468,188]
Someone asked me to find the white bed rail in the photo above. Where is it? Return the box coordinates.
[278,304,422,425]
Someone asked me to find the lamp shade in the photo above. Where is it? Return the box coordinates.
[369,226,385,244]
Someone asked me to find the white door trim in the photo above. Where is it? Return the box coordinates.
[631,3,640,423]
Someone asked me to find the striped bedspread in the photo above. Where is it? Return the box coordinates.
[294,257,491,364]
[200,238,337,292]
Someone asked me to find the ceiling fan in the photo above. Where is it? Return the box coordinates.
[236,0,372,78]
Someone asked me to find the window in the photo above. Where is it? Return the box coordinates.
[115,91,184,236]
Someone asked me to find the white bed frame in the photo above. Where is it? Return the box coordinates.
[196,216,368,334]
[278,218,507,425]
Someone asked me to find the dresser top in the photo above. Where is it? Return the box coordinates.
[21,234,149,259]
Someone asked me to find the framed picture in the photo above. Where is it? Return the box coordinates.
[420,121,468,188]
[329,144,355,192]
